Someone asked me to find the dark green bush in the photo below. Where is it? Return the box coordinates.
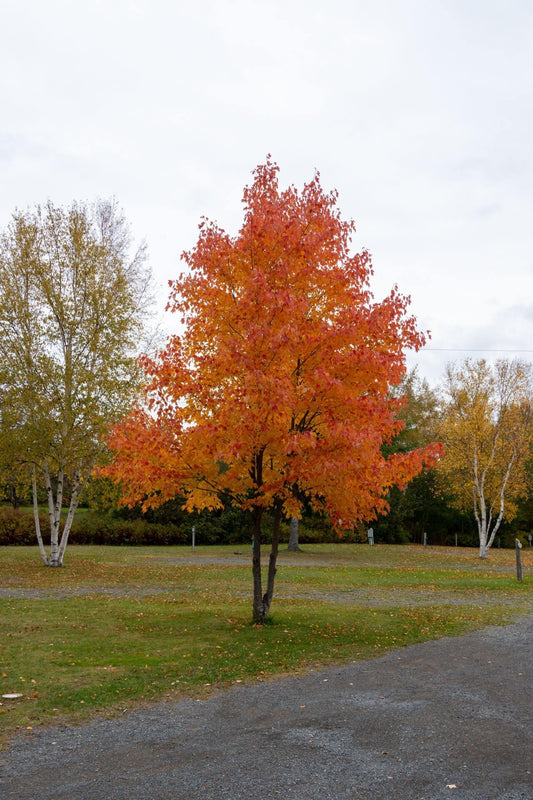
[0,508,191,547]
[283,514,355,544]
[0,507,44,545]
[69,514,189,546]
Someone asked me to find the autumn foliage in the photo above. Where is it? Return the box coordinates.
[107,159,441,619]
[438,358,533,558]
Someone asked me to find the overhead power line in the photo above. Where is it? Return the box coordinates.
[422,348,533,353]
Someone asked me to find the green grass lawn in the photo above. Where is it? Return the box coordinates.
[0,543,531,747]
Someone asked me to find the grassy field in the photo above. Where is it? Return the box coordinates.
[0,543,531,747]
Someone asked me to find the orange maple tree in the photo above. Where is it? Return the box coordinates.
[106,159,441,622]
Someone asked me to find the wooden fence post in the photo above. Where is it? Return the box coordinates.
[515,539,523,582]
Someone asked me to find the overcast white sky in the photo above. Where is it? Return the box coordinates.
[2,0,532,385]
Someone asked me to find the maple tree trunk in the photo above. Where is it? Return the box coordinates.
[251,503,282,624]
[264,501,282,611]
[252,507,265,623]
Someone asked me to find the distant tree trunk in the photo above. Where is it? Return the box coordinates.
[288,516,301,551]
[515,539,523,581]
[9,483,21,509]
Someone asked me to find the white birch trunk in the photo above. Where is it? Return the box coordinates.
[480,455,515,557]
[32,459,94,566]
[477,452,515,559]
[43,462,63,566]
[57,462,93,565]
[32,464,49,566]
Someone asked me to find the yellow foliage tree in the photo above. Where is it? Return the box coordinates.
[439,359,533,558]
[0,200,151,566]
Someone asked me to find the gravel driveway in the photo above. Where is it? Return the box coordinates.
[1,615,532,800]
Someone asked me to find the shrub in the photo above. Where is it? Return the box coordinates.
[0,507,45,545]
[69,514,189,546]
[0,507,191,547]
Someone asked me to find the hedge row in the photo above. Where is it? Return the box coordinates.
[6,506,522,548]
[0,506,353,546]
[0,507,42,545]
[0,508,213,547]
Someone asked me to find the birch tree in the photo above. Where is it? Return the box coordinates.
[0,199,151,565]
[439,359,533,558]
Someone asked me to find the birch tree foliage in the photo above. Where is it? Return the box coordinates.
[0,199,151,566]
[106,160,441,622]
[438,358,533,558]
[0,398,29,507]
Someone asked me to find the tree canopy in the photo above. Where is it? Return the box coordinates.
[106,160,441,620]
[438,358,533,558]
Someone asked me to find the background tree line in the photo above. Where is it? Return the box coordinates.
[2,366,532,552]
